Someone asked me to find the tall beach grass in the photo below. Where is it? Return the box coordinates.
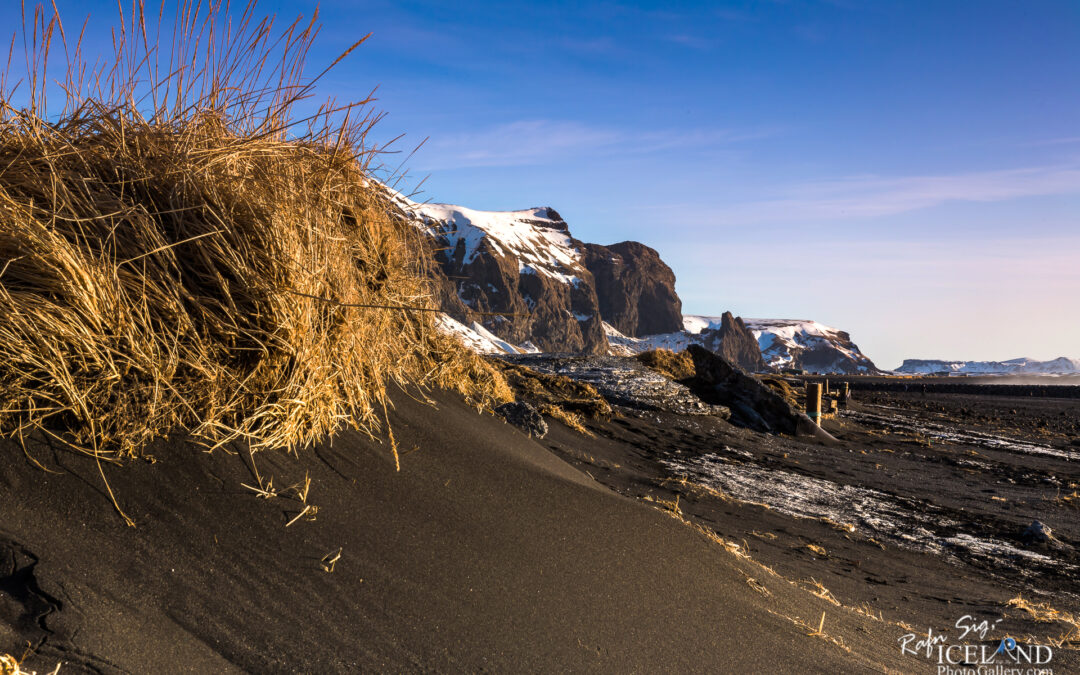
[0,1,506,480]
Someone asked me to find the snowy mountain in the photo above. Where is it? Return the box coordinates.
[740,318,879,374]
[404,200,585,286]
[435,314,540,355]
[606,313,766,371]
[604,315,877,374]
[896,357,1080,375]
[389,188,683,353]
[386,188,880,373]
[625,316,877,373]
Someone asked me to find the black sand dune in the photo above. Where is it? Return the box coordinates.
[1,391,915,672]
[536,385,1080,672]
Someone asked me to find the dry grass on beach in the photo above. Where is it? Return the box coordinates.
[1005,595,1080,647]
[0,1,503,476]
[635,349,695,381]
[758,376,801,409]
[495,361,611,431]
[0,653,60,675]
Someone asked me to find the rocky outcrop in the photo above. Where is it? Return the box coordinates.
[607,312,770,372]
[741,319,879,374]
[385,186,879,372]
[581,241,682,337]
[695,312,767,372]
[494,401,549,438]
[683,345,799,434]
[391,189,692,355]
[391,193,607,353]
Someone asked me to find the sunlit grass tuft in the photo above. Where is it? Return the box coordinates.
[0,1,506,521]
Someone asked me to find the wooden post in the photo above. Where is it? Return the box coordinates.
[823,379,830,397]
[805,382,822,426]
[840,382,850,407]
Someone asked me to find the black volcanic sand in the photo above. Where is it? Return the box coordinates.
[539,387,1080,671]
[0,391,920,672]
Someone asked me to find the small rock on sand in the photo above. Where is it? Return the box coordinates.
[1020,520,1066,550]
[495,402,549,438]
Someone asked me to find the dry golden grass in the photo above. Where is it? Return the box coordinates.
[742,573,772,598]
[541,406,587,434]
[642,493,682,515]
[763,607,852,654]
[0,655,17,675]
[635,349,695,381]
[1053,490,1080,508]
[0,653,60,675]
[801,578,841,606]
[494,361,609,433]
[0,2,503,520]
[320,547,343,573]
[661,475,732,502]
[758,376,801,409]
[1005,595,1080,647]
[820,517,856,533]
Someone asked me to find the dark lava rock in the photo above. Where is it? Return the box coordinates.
[501,354,730,418]
[1021,520,1051,543]
[694,312,768,372]
[581,241,683,337]
[684,345,800,434]
[495,402,549,438]
[1020,520,1068,551]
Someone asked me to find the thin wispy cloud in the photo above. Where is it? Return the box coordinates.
[713,8,758,23]
[705,163,1080,224]
[1020,136,1080,148]
[415,120,772,170]
[792,24,827,43]
[556,35,620,55]
[663,34,714,50]
[669,234,1080,281]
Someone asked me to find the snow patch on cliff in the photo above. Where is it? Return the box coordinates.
[436,314,537,354]
[391,190,583,285]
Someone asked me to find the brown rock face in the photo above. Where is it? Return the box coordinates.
[392,190,691,355]
[581,241,683,337]
[394,197,607,354]
[697,312,768,372]
[743,319,880,374]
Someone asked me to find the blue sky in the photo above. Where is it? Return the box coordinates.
[7,1,1080,368]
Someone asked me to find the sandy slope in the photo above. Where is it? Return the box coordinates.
[1,391,915,672]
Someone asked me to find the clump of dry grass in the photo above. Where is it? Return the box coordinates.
[660,475,732,503]
[495,361,611,431]
[635,349,695,381]
[759,376,801,410]
[0,655,19,675]
[1053,489,1080,508]
[742,572,772,598]
[0,2,501,487]
[820,517,856,533]
[1005,595,1080,647]
[0,653,60,675]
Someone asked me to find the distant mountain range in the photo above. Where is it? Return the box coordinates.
[388,187,882,374]
[609,316,880,374]
[896,358,1080,375]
